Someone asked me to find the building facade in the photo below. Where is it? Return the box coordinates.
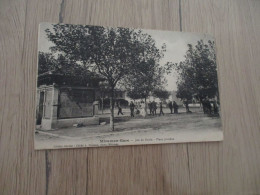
[36,72,102,130]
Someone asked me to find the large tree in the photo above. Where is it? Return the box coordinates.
[175,81,193,112]
[174,40,219,112]
[45,24,164,130]
[38,52,57,75]
[121,57,169,115]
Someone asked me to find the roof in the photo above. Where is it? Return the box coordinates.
[37,71,105,87]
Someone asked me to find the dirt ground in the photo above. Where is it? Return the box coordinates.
[35,108,223,149]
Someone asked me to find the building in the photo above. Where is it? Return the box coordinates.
[36,71,104,130]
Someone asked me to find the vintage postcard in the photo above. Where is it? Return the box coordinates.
[35,22,223,150]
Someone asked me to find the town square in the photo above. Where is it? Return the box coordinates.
[35,23,223,149]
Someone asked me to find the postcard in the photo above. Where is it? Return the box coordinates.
[35,22,223,149]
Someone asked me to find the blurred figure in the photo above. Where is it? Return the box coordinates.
[159,102,164,116]
[206,99,212,114]
[202,98,212,114]
[168,101,173,114]
[152,101,157,115]
[173,101,179,114]
[117,102,124,115]
[148,101,152,114]
[213,101,219,114]
[130,101,135,117]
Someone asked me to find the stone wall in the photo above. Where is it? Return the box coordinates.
[58,88,95,119]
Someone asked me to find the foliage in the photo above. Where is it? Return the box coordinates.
[174,40,218,103]
[153,89,170,101]
[123,58,168,99]
[175,79,193,102]
[38,52,100,86]
[38,52,57,74]
[45,25,165,87]
[45,24,167,130]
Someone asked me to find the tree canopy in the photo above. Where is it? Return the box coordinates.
[121,58,168,100]
[174,40,218,103]
[38,52,101,87]
[45,25,165,88]
[44,24,167,130]
[153,89,170,101]
[38,52,57,75]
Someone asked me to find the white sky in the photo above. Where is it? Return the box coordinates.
[38,23,215,91]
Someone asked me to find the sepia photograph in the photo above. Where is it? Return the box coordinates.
[35,23,223,150]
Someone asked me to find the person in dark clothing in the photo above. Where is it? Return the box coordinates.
[129,101,135,117]
[148,101,152,114]
[168,101,173,114]
[207,100,212,114]
[117,103,124,115]
[184,101,191,113]
[202,100,206,114]
[173,101,179,114]
[213,101,219,114]
[152,101,157,115]
[202,98,212,114]
[159,102,164,116]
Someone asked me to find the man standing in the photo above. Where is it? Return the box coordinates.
[206,99,212,114]
[148,101,152,115]
[117,102,124,115]
[152,101,157,115]
[159,102,164,116]
[168,101,173,114]
[129,101,135,117]
[173,101,179,114]
[151,101,154,116]
[213,100,219,114]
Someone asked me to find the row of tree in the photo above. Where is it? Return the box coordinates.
[173,40,219,112]
[40,24,172,130]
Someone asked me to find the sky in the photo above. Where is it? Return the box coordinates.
[38,23,215,91]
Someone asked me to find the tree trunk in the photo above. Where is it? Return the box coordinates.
[101,95,104,114]
[144,97,147,117]
[109,88,115,131]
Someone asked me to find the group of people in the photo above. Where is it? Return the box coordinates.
[148,101,158,115]
[202,99,219,115]
[127,100,180,117]
[168,101,179,114]
[116,99,219,117]
[118,101,145,117]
